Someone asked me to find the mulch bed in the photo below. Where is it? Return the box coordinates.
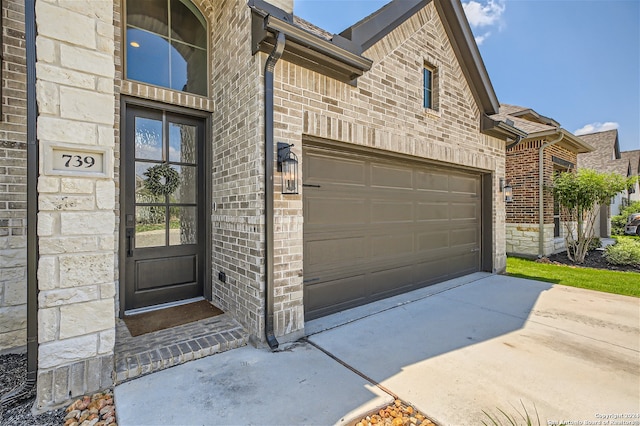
[543,249,640,273]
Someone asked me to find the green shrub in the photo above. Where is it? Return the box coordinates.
[612,201,640,236]
[604,239,640,266]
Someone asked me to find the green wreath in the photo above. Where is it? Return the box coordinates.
[143,164,180,196]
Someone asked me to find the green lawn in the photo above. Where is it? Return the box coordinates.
[506,257,640,298]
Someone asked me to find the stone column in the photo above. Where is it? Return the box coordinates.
[34,0,116,409]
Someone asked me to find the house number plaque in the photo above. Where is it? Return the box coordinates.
[43,142,112,178]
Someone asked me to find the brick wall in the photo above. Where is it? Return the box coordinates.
[209,0,267,342]
[269,0,508,333]
[0,0,27,353]
[505,138,577,256]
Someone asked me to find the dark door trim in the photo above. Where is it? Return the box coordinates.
[118,96,212,317]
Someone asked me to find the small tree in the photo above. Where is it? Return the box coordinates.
[552,169,633,263]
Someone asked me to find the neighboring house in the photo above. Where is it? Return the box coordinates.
[620,149,640,204]
[493,104,594,257]
[0,0,521,409]
[577,130,634,236]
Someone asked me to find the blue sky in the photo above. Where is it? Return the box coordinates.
[294,0,640,152]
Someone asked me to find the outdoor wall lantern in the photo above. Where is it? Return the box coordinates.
[277,142,299,195]
[500,178,513,202]
[501,178,513,202]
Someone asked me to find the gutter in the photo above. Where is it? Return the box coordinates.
[480,114,527,144]
[263,32,285,350]
[249,0,372,84]
[0,0,38,408]
[538,132,564,257]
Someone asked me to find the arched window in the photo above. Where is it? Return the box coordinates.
[126,0,207,96]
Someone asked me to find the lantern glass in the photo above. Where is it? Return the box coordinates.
[281,156,298,194]
[504,184,513,202]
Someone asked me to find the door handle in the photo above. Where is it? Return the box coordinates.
[126,228,134,257]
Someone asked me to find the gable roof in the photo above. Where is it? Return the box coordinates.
[620,149,640,177]
[577,129,627,174]
[251,0,502,116]
[492,104,593,154]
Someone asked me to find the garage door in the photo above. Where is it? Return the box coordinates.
[303,145,482,320]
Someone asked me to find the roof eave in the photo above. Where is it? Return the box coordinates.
[481,114,528,141]
[434,0,500,115]
[250,1,373,84]
[340,0,431,51]
[524,129,595,154]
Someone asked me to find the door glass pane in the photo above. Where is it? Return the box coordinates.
[127,28,171,89]
[169,122,197,163]
[170,41,207,96]
[126,0,168,36]
[135,162,165,203]
[135,117,163,160]
[136,206,167,248]
[169,206,197,245]
[171,0,207,48]
[171,165,197,204]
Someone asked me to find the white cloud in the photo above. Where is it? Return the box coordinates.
[474,32,491,45]
[574,122,619,136]
[462,0,505,28]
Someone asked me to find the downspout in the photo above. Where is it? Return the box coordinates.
[538,132,563,257]
[505,135,523,150]
[0,0,38,408]
[263,32,285,350]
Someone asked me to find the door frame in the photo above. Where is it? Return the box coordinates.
[118,96,212,317]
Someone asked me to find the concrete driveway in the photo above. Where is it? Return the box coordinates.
[115,273,640,425]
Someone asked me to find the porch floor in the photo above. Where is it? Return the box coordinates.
[114,312,249,384]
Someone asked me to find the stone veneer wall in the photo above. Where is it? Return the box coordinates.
[34,0,116,408]
[505,139,577,256]
[0,0,28,353]
[506,223,555,256]
[269,0,507,335]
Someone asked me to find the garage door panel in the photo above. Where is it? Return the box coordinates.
[370,164,413,189]
[449,174,479,194]
[450,228,479,246]
[450,202,479,220]
[303,146,482,320]
[305,197,366,226]
[305,155,366,186]
[414,257,455,283]
[371,233,414,258]
[305,236,367,267]
[371,201,414,223]
[417,202,449,221]
[415,170,450,192]
[305,275,367,312]
[416,231,450,252]
[368,265,414,296]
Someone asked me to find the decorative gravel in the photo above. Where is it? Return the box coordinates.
[354,399,436,426]
[0,353,66,426]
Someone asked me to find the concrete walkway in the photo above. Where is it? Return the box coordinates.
[114,273,640,425]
